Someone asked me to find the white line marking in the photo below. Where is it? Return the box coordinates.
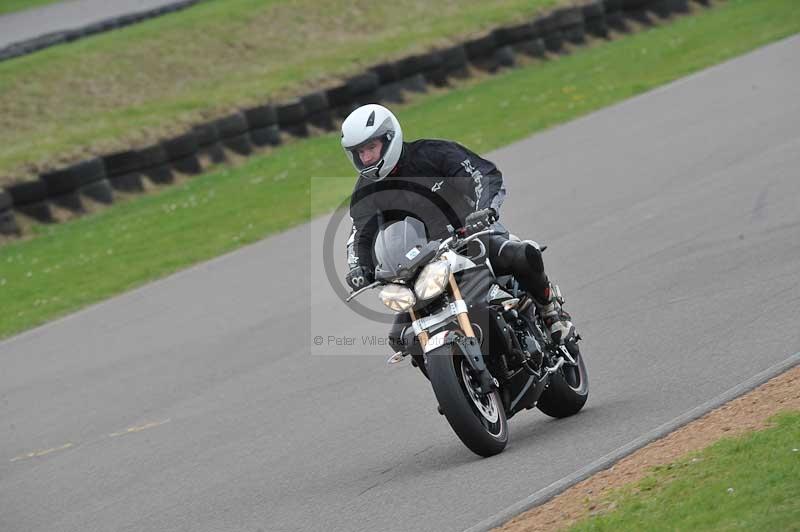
[109,418,171,438]
[10,442,74,463]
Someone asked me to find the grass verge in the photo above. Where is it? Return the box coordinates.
[568,411,800,531]
[1,0,799,339]
[0,0,60,16]
[0,0,556,183]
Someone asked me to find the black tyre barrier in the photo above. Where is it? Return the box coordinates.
[15,202,54,223]
[283,122,310,138]
[250,124,282,147]
[652,0,690,17]
[464,34,498,60]
[651,0,671,17]
[302,92,335,130]
[192,122,227,163]
[398,73,428,94]
[325,84,352,109]
[514,37,547,58]
[50,192,85,212]
[40,156,105,196]
[79,179,114,204]
[75,157,107,186]
[243,104,278,129]
[276,99,307,125]
[539,12,564,53]
[161,132,198,161]
[491,21,537,47]
[374,82,407,103]
[143,163,175,184]
[306,110,335,131]
[192,122,221,147]
[138,144,169,168]
[437,45,471,81]
[277,99,309,137]
[465,34,500,70]
[396,52,442,79]
[171,154,202,175]
[103,149,146,177]
[301,91,329,115]
[6,180,48,206]
[0,190,11,212]
[583,0,610,38]
[604,0,630,31]
[0,208,20,236]
[346,72,381,107]
[370,62,402,85]
[214,113,249,139]
[622,0,654,25]
[40,168,78,197]
[494,46,517,69]
[199,144,228,164]
[221,132,253,156]
[425,68,450,88]
[557,6,586,46]
[108,171,145,192]
[346,72,381,96]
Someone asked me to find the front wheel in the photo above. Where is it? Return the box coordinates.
[537,342,589,418]
[426,345,508,457]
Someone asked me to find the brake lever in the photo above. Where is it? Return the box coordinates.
[345,281,381,303]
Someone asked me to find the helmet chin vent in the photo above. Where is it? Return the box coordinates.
[361,160,385,180]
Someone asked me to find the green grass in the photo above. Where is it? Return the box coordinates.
[1,0,799,338]
[0,0,557,184]
[569,411,800,531]
[0,0,60,16]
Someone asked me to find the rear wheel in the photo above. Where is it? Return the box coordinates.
[537,342,589,418]
[426,345,508,457]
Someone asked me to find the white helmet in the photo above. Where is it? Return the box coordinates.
[341,104,403,181]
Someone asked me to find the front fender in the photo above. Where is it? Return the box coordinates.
[424,331,497,394]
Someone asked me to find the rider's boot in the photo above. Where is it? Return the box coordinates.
[533,284,575,345]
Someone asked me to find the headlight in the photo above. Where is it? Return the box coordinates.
[414,260,451,300]
[378,284,416,313]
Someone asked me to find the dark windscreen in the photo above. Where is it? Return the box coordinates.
[373,217,429,279]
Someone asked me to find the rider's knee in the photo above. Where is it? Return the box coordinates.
[496,239,544,274]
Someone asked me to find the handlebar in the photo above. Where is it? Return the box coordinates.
[438,228,504,252]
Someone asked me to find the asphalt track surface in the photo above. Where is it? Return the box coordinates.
[0,0,187,49]
[2,36,799,532]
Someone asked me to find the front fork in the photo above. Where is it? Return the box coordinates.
[413,274,498,395]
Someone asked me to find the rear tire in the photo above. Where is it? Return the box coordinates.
[426,345,508,457]
[537,342,589,418]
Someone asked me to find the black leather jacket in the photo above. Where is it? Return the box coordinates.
[347,139,506,272]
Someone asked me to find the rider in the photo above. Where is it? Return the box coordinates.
[342,104,574,352]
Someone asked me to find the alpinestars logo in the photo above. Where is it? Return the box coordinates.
[431,180,444,192]
[461,159,483,206]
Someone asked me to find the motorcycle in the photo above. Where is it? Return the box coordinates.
[347,215,588,457]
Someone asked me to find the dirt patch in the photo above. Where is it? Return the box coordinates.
[494,364,800,532]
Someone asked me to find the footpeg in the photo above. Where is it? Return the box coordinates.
[545,357,566,374]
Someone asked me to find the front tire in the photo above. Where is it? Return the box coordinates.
[426,345,508,457]
[537,342,589,418]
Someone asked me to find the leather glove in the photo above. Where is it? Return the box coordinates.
[463,208,498,236]
[346,265,373,291]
